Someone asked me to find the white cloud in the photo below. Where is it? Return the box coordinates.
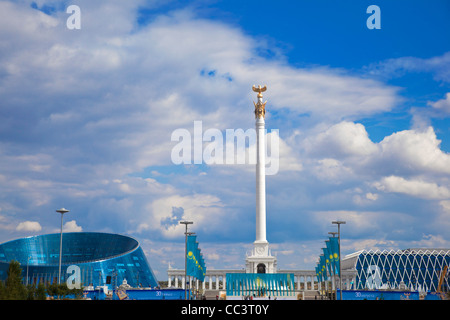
[409,93,450,130]
[305,122,450,177]
[366,52,450,83]
[410,234,450,249]
[374,176,450,200]
[312,158,354,184]
[365,193,378,201]
[16,221,42,232]
[428,92,450,113]
[377,126,450,175]
[140,193,227,238]
[304,122,450,178]
[299,122,450,202]
[304,121,378,158]
[246,66,399,124]
[63,220,83,232]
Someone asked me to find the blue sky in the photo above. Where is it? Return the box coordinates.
[0,0,449,280]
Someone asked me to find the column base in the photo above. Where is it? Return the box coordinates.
[245,241,277,273]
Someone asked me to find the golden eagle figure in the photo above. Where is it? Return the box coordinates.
[252,85,267,98]
[252,85,267,119]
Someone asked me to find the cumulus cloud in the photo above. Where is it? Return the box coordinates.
[374,176,450,200]
[63,220,83,232]
[16,221,42,232]
[301,121,450,191]
[140,193,227,238]
[304,121,378,158]
[308,122,450,175]
[376,126,450,175]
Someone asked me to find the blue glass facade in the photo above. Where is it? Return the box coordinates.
[0,232,159,289]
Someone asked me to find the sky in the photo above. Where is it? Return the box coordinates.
[0,0,449,280]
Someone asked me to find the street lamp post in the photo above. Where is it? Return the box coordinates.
[56,208,69,285]
[332,220,346,300]
[328,231,338,299]
[180,220,193,300]
[185,231,196,299]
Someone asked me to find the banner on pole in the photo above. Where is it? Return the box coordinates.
[187,235,206,282]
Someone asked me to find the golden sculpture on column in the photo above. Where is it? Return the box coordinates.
[252,85,267,119]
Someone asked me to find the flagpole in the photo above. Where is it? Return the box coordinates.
[180,221,193,300]
[328,232,338,300]
[332,220,346,301]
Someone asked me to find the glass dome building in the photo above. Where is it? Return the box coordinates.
[0,232,159,289]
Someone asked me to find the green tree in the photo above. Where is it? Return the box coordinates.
[46,282,83,300]
[35,283,47,300]
[26,284,36,300]
[0,260,85,300]
[0,280,5,299]
[3,260,27,300]
[24,283,47,300]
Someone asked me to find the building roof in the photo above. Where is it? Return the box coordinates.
[0,232,140,266]
[342,248,450,271]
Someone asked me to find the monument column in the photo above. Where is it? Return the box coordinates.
[246,85,277,274]
[255,86,267,243]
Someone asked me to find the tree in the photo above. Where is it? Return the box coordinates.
[47,282,83,300]
[0,260,84,300]
[25,283,47,300]
[35,283,47,300]
[3,260,27,300]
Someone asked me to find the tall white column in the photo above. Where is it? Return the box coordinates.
[255,115,267,243]
[246,85,277,274]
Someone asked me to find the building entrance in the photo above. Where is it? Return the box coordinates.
[257,263,266,273]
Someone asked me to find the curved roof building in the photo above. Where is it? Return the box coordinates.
[0,232,159,289]
[342,248,450,292]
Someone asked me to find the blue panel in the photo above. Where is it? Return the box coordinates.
[83,288,187,300]
[339,290,420,300]
[226,273,295,297]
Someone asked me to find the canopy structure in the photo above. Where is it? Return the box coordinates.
[342,249,450,292]
[226,273,295,298]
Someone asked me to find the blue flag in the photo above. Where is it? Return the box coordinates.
[199,253,205,282]
[323,246,333,276]
[325,240,336,275]
[316,265,322,283]
[186,235,206,282]
[187,235,197,277]
[319,255,328,281]
[329,236,340,275]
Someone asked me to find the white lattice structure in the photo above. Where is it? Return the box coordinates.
[342,249,450,292]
